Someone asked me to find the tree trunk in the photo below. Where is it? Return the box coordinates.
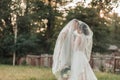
[13,52,16,66]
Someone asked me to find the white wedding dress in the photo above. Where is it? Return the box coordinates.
[52,19,97,80]
[70,30,97,80]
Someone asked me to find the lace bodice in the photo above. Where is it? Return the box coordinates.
[73,30,86,52]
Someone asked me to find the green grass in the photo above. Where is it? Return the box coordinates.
[96,72,120,80]
[0,65,55,80]
[0,65,119,80]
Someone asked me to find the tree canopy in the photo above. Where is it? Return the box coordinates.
[0,0,120,64]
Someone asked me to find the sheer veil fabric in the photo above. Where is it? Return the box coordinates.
[52,19,97,80]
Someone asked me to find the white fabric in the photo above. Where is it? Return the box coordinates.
[52,19,97,80]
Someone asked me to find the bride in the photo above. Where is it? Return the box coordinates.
[52,19,97,80]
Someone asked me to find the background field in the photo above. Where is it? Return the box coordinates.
[0,65,119,80]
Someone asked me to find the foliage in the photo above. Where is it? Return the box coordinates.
[0,0,13,56]
[0,0,63,56]
[0,0,120,64]
[108,13,120,47]
[0,58,12,64]
[65,6,111,52]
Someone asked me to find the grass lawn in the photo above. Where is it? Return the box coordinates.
[0,65,119,80]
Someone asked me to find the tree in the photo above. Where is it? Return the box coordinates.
[108,12,120,47]
[63,5,111,53]
[0,0,13,55]
[26,0,63,53]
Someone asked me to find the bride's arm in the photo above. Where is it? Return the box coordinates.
[77,35,82,46]
[60,29,69,42]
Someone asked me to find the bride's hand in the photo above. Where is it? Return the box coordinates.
[74,20,79,30]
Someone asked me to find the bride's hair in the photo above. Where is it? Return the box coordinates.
[79,23,89,35]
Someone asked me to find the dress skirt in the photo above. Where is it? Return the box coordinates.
[69,51,97,80]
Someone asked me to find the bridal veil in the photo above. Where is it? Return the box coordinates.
[52,19,93,79]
